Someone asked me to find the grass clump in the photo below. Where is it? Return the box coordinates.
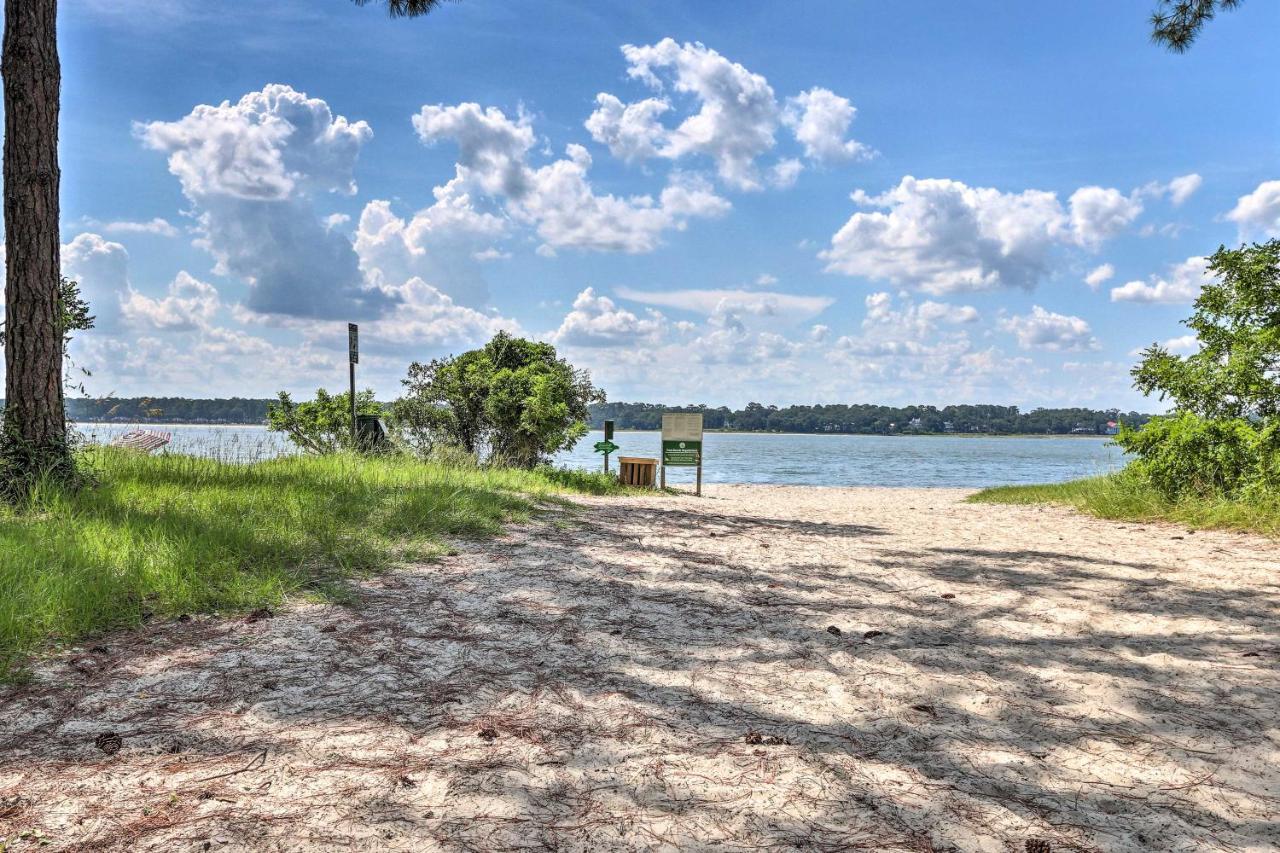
[0,449,628,679]
[970,469,1280,538]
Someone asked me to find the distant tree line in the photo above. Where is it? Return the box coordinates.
[51,397,277,424]
[0,396,1159,436]
[590,402,1157,436]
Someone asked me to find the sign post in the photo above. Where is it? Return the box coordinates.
[661,413,704,496]
[603,420,615,473]
[348,323,359,446]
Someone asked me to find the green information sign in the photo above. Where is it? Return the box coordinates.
[662,439,701,467]
[593,440,620,454]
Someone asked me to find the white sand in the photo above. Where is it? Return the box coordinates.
[1,485,1277,852]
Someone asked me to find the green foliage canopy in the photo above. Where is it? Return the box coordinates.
[393,332,603,468]
[1130,240,1279,420]
[1150,0,1243,53]
[1120,240,1280,498]
[267,388,382,455]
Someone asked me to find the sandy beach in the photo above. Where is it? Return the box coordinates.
[1,484,1277,852]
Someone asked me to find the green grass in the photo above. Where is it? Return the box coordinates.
[0,449,627,679]
[970,469,1280,538]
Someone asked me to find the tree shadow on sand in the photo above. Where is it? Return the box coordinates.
[1,495,1277,851]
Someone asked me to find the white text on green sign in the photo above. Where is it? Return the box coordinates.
[662,439,701,467]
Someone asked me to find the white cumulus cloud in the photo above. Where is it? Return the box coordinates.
[1000,306,1098,351]
[1167,173,1203,206]
[551,287,666,347]
[614,287,833,325]
[781,87,871,165]
[415,103,730,254]
[1226,179,1280,239]
[821,176,1070,294]
[120,271,220,330]
[822,177,1142,294]
[1084,263,1115,289]
[1068,186,1143,249]
[137,84,389,319]
[616,39,781,191]
[1110,255,1211,303]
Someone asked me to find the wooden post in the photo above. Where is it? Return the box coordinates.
[660,463,666,490]
[696,457,702,497]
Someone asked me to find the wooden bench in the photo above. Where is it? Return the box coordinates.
[618,456,658,488]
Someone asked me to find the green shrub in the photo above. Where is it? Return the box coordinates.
[267,388,382,454]
[1122,239,1280,501]
[1116,413,1278,498]
[393,332,603,469]
[532,464,626,495]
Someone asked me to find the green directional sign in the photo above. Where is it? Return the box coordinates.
[593,440,620,454]
[662,439,701,467]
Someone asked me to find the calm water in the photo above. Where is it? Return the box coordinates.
[73,423,1125,488]
[557,430,1125,488]
[73,422,294,464]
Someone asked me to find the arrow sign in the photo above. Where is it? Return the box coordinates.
[593,440,620,454]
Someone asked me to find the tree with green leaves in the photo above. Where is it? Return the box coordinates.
[1,0,449,498]
[1130,241,1279,420]
[394,332,603,468]
[267,388,382,455]
[1150,0,1243,52]
[1119,240,1279,497]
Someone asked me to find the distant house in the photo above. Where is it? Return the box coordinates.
[1105,420,1120,435]
[1070,425,1093,435]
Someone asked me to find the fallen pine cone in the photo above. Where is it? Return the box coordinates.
[1025,839,1052,853]
[94,731,123,756]
[826,626,842,637]
[0,795,26,820]
[478,727,498,742]
[744,732,789,746]
[245,607,274,623]
[863,630,884,639]
[71,656,102,675]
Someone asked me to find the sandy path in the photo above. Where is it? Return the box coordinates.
[1,485,1277,852]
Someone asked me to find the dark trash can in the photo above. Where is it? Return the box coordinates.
[356,415,390,452]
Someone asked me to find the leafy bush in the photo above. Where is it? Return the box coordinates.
[267,388,382,454]
[393,332,603,468]
[1122,240,1279,499]
[532,464,626,495]
[1116,413,1278,498]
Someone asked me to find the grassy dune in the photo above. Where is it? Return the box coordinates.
[0,449,622,679]
[970,471,1280,538]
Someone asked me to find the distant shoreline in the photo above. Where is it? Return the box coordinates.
[72,421,1117,439]
[593,428,1116,439]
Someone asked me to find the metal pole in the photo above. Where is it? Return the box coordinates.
[660,464,666,490]
[696,459,702,497]
[349,360,357,447]
[604,451,610,474]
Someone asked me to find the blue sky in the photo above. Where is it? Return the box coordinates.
[29,0,1280,408]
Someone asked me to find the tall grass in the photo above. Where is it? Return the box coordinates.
[970,469,1280,538]
[0,448,625,679]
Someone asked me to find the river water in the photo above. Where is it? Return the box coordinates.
[74,423,1124,488]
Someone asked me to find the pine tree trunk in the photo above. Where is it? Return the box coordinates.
[2,0,66,478]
